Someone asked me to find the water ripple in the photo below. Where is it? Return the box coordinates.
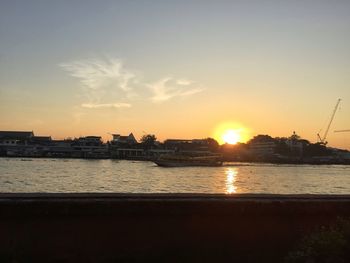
[0,158,350,194]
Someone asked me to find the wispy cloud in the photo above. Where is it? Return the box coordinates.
[60,57,203,109]
[176,79,193,86]
[148,77,203,102]
[60,58,135,91]
[60,58,136,110]
[81,103,131,109]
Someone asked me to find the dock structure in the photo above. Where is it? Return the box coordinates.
[1,194,350,262]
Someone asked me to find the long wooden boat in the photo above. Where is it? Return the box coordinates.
[154,154,223,167]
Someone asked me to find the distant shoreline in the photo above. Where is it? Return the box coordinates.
[1,156,350,165]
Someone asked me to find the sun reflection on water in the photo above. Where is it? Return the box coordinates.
[225,168,238,194]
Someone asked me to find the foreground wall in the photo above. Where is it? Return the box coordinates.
[1,194,350,262]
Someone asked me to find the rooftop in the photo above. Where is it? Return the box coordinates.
[0,131,34,139]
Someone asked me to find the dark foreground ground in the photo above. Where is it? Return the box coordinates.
[1,193,350,262]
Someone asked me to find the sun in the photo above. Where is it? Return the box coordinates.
[222,130,240,144]
[213,122,250,145]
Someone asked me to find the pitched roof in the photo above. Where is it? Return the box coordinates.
[0,131,34,139]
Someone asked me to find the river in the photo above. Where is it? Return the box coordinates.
[0,158,349,194]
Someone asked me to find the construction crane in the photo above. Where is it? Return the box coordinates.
[334,129,350,133]
[317,98,341,145]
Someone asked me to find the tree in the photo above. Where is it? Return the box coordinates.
[248,134,275,144]
[205,137,219,151]
[289,131,301,141]
[285,219,350,263]
[140,134,157,148]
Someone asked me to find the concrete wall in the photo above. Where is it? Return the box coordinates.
[1,194,350,262]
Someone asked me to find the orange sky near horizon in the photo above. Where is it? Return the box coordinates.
[2,114,349,150]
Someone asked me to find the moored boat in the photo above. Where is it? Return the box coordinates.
[154,154,223,167]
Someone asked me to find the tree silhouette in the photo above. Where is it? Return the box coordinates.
[140,134,157,149]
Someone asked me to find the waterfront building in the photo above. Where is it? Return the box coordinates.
[164,138,216,152]
[111,147,145,159]
[72,136,109,158]
[47,139,74,157]
[284,132,307,157]
[0,131,34,145]
[74,136,103,146]
[249,141,276,155]
[248,135,277,159]
[112,133,137,145]
[109,133,141,159]
[0,131,36,157]
[30,136,52,146]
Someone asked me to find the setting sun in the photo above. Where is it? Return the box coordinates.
[222,130,240,144]
[213,122,250,145]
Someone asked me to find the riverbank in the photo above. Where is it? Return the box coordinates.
[1,194,350,262]
[2,155,350,165]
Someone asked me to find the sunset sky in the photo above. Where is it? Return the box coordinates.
[1,1,350,149]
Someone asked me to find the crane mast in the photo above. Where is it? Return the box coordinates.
[317,98,341,145]
[334,129,350,133]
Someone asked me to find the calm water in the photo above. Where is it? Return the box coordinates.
[0,158,349,194]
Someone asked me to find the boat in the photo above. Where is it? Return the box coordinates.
[154,153,223,167]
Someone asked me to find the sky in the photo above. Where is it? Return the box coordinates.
[0,0,350,149]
